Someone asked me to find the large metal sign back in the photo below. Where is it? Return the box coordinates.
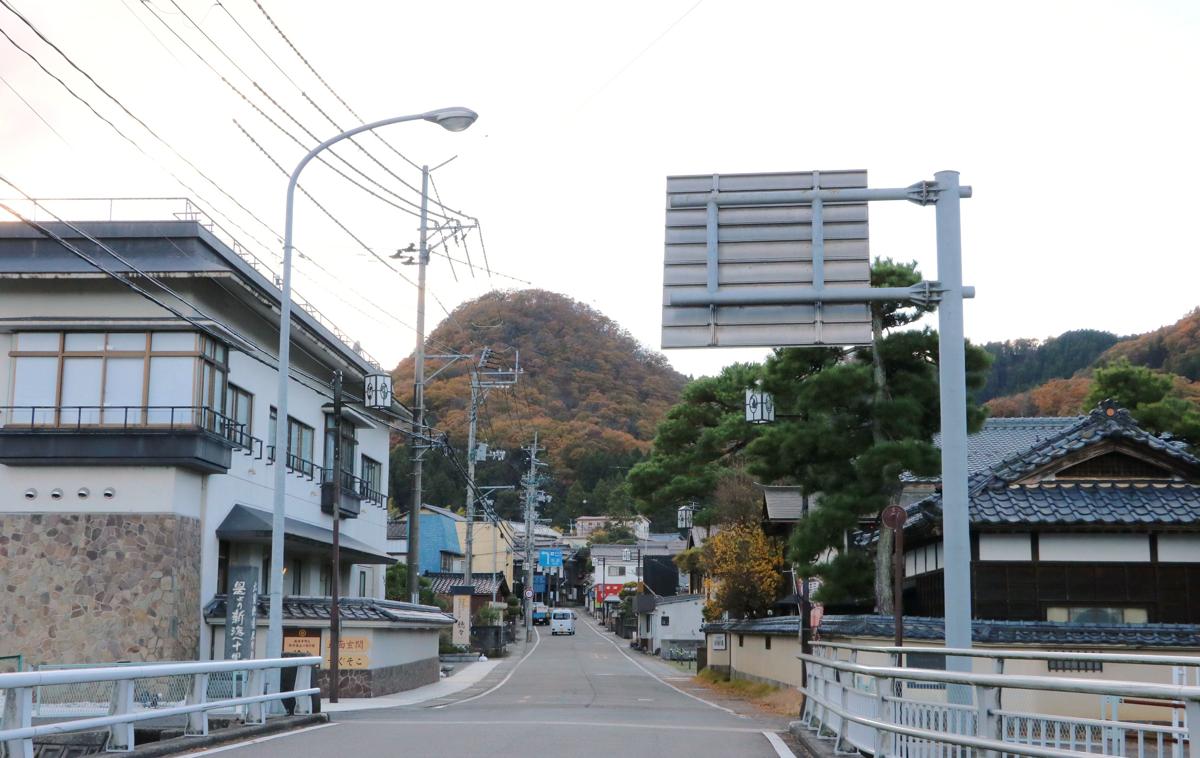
[661,169,872,348]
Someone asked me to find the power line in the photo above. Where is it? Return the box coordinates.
[0,70,68,144]
[0,0,283,252]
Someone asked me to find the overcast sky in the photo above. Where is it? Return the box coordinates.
[1,1,1197,377]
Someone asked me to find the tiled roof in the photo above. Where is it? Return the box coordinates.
[873,404,1200,540]
[423,572,510,597]
[818,614,1200,648]
[655,593,703,607]
[971,482,1200,525]
[904,417,1083,482]
[702,615,802,636]
[203,595,453,626]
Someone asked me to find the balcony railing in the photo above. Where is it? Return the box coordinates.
[0,405,245,443]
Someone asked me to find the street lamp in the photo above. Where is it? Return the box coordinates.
[266,107,478,689]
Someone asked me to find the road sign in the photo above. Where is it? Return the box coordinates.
[538,549,563,568]
[524,589,533,599]
[662,169,872,349]
[881,504,907,530]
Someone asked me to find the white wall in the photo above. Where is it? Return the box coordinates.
[1040,534,1150,562]
[979,533,1032,561]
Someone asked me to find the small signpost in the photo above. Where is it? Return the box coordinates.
[450,585,472,648]
[881,503,908,648]
[224,566,258,661]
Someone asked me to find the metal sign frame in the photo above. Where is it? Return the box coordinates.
[660,169,976,678]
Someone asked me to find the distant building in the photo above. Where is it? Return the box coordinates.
[387,504,466,575]
[574,514,651,540]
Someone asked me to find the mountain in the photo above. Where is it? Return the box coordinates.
[986,310,1200,417]
[388,289,688,525]
[978,329,1120,402]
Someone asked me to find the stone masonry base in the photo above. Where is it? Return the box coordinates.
[315,657,440,698]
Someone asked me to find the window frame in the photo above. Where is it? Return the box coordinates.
[361,455,383,504]
[286,416,316,476]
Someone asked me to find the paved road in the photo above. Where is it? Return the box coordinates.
[197,616,794,757]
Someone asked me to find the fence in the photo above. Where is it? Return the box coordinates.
[0,656,319,756]
[799,642,1200,758]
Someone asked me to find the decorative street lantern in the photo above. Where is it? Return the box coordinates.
[745,388,775,424]
[677,502,695,530]
[364,373,392,409]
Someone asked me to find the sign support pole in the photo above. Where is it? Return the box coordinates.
[934,170,973,681]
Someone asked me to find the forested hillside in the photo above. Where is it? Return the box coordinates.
[978,329,1119,401]
[388,289,687,526]
[987,310,1200,418]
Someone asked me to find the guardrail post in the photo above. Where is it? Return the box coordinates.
[108,678,136,751]
[974,684,1001,758]
[875,676,895,758]
[185,672,210,736]
[244,668,267,724]
[293,664,314,715]
[2,685,34,758]
[1185,697,1200,758]
[833,670,852,753]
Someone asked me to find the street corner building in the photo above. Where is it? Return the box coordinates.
[0,218,448,695]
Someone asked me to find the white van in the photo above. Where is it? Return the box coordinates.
[549,609,576,636]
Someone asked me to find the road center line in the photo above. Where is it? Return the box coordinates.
[433,626,541,709]
[358,719,768,734]
[580,615,741,717]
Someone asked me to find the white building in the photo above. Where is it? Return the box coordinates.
[637,594,704,658]
[573,514,650,540]
[0,219,450,694]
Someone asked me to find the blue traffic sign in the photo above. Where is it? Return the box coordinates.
[538,549,563,568]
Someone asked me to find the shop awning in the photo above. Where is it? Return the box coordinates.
[215,504,395,565]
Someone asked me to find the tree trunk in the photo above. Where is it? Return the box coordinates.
[870,307,895,614]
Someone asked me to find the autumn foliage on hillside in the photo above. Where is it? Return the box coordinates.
[389,290,687,518]
[1098,309,1200,381]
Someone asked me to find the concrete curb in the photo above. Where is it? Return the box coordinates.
[788,719,836,758]
[129,713,329,756]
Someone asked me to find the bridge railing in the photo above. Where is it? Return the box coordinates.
[799,643,1200,758]
[0,656,320,756]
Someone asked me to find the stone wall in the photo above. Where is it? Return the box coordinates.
[315,657,440,698]
[0,513,201,666]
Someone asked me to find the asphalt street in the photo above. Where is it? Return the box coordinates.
[192,615,795,758]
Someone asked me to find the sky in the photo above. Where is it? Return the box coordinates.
[1,0,1197,378]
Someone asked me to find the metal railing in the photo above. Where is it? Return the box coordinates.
[799,642,1200,758]
[320,467,385,507]
[0,405,246,446]
[0,656,320,755]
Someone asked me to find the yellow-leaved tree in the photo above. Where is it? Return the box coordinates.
[700,522,783,620]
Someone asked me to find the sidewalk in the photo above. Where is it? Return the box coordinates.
[320,659,501,712]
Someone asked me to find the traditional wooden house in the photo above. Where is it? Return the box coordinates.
[880,401,1200,624]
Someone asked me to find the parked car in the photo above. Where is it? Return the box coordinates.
[550,610,576,636]
[532,603,550,625]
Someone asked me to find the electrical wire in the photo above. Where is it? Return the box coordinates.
[0,70,69,144]
[0,0,284,254]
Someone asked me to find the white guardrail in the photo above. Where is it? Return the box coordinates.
[799,642,1200,758]
[0,656,320,756]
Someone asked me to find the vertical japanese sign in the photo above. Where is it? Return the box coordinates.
[224,566,259,661]
[451,588,472,648]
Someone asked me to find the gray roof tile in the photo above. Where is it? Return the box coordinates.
[819,614,1200,648]
[203,595,454,626]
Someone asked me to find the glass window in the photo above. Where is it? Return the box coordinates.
[268,406,278,453]
[361,456,383,503]
[320,563,331,596]
[15,332,59,351]
[12,356,58,422]
[64,333,104,351]
[152,332,196,351]
[324,415,357,476]
[1047,606,1149,625]
[287,417,315,475]
[358,571,367,598]
[60,357,102,424]
[661,616,670,627]
[103,358,144,424]
[227,385,253,438]
[106,333,146,351]
[148,356,195,422]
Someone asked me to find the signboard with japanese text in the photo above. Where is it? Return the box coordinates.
[323,636,371,670]
[533,574,547,593]
[223,566,259,661]
[712,633,727,651]
[452,594,471,647]
[538,549,563,568]
[283,628,321,656]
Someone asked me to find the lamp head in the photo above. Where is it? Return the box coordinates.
[426,107,478,132]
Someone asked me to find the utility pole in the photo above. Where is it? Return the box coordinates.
[464,369,479,587]
[329,370,343,702]
[522,432,541,642]
[406,164,430,605]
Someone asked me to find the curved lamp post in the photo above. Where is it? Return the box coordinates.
[265,107,478,686]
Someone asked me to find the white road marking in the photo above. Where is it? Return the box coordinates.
[764,730,797,758]
[361,719,768,734]
[434,626,541,708]
[580,616,742,717]
[181,723,336,755]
